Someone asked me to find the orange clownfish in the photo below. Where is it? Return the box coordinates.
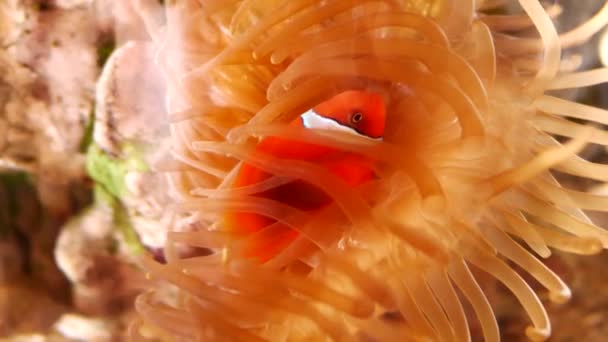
[231,90,386,261]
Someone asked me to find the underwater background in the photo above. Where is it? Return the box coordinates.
[2,0,608,341]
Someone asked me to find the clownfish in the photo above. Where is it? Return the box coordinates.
[231,90,386,261]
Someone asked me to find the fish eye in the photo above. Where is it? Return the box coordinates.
[350,112,363,124]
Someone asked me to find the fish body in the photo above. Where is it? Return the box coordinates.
[231,90,386,260]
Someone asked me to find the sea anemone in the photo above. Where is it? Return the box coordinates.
[133,0,608,340]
